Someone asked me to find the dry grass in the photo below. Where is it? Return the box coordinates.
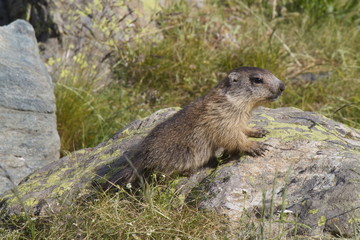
[54,0,360,154]
[2,0,360,239]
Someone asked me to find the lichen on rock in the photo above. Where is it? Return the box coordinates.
[0,19,60,195]
[1,107,359,237]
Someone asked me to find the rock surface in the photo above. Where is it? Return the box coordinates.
[0,106,359,237]
[0,20,60,194]
[0,107,178,215]
[181,107,360,237]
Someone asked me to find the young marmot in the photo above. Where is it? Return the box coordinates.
[112,67,285,186]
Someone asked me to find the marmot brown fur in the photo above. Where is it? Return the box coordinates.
[112,67,285,186]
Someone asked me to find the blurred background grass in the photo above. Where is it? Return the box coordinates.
[54,0,360,155]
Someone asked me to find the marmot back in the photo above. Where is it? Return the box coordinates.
[111,67,285,187]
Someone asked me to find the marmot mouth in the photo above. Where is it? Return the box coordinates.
[268,95,280,101]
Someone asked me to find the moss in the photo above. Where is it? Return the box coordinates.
[46,167,71,185]
[309,209,319,214]
[73,149,87,155]
[91,144,112,156]
[99,149,122,161]
[22,198,39,209]
[318,215,327,226]
[259,113,275,122]
[251,112,351,145]
[348,218,360,224]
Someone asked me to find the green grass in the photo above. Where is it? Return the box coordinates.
[0,180,306,239]
[54,0,360,154]
[2,0,360,238]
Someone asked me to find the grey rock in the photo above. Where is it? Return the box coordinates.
[0,107,178,215]
[0,20,60,194]
[181,107,360,237]
[291,71,331,82]
[0,106,359,238]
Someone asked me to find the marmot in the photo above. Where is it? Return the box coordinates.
[112,67,285,186]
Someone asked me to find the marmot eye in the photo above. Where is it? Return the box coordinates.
[250,77,263,84]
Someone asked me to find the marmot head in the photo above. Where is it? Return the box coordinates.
[218,67,285,107]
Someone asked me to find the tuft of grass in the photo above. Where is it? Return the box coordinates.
[53,50,154,155]
[1,183,230,239]
[0,178,313,239]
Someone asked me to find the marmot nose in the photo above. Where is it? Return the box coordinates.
[279,82,285,92]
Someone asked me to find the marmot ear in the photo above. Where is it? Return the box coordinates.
[228,72,241,83]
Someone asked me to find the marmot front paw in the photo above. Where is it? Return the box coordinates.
[246,127,270,138]
[245,142,270,157]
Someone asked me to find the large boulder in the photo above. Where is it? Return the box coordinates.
[0,107,178,215]
[0,20,60,194]
[0,106,359,237]
[181,107,360,237]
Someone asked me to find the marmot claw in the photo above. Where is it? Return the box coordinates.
[246,142,270,157]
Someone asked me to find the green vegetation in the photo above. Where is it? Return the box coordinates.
[1,185,222,239]
[1,180,303,239]
[2,0,360,239]
[54,0,360,154]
